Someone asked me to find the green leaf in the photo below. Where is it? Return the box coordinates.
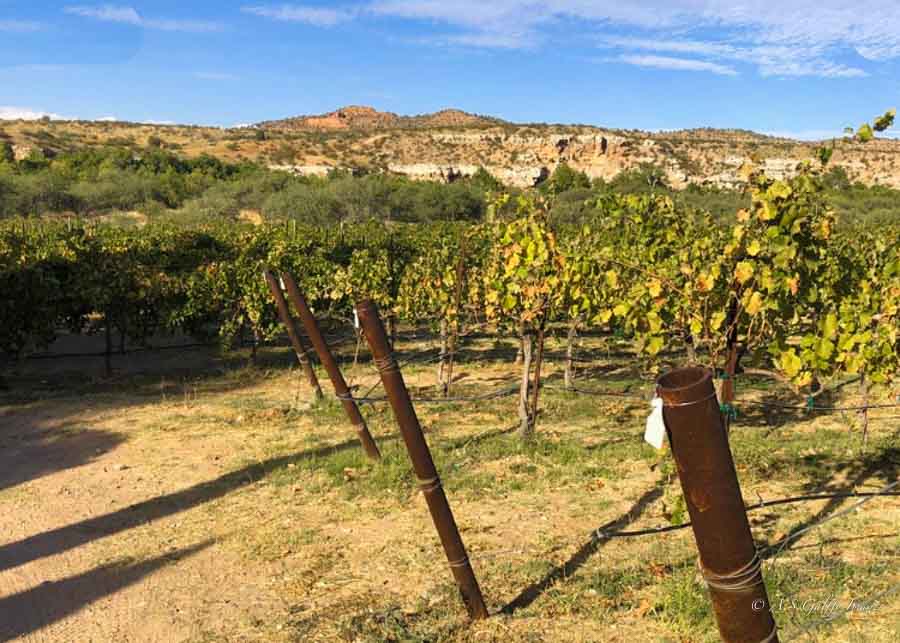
[822,312,838,340]
[690,318,703,336]
[873,108,896,132]
[767,181,792,199]
[817,339,835,360]
[857,123,875,143]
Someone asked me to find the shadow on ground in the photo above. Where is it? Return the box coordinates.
[0,540,213,642]
[760,439,900,558]
[501,480,665,614]
[0,433,400,575]
[0,423,124,493]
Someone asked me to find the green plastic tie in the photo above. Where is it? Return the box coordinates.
[720,403,738,420]
[806,396,815,412]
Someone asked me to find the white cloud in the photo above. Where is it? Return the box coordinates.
[758,61,867,78]
[2,64,70,73]
[360,1,900,77]
[599,36,867,78]
[0,108,187,125]
[241,5,355,26]
[0,20,44,32]
[0,106,67,121]
[614,55,738,76]
[65,5,142,25]
[143,19,223,32]
[65,5,222,32]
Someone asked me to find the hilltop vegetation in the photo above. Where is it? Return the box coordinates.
[0,145,496,225]
[1,136,898,228]
[4,105,900,192]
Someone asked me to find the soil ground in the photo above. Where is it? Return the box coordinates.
[1,328,898,642]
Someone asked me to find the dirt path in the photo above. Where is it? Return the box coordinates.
[0,393,288,642]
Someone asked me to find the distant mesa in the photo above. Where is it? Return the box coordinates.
[256,105,505,131]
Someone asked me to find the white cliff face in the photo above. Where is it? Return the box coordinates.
[384,163,549,188]
[490,166,549,187]
[12,144,37,161]
[386,163,480,182]
[268,164,334,177]
[265,126,900,190]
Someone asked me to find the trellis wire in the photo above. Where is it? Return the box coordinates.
[594,485,900,540]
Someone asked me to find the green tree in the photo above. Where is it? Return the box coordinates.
[544,162,590,195]
[0,141,13,164]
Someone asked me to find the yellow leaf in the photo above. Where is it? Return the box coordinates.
[710,311,726,330]
[735,261,754,285]
[746,291,764,315]
[787,276,799,295]
[779,350,802,378]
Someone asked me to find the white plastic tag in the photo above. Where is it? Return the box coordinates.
[353,309,360,330]
[278,277,286,290]
[644,397,666,449]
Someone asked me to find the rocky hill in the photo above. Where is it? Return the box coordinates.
[252,106,900,188]
[3,105,900,189]
[257,105,504,131]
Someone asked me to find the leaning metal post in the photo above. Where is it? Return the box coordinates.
[657,367,778,643]
[281,272,381,460]
[262,270,323,400]
[356,299,489,620]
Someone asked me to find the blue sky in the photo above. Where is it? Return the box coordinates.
[1,1,899,138]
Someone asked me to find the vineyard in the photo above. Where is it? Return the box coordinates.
[2,139,900,640]
[3,159,899,425]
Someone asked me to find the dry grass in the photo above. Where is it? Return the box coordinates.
[1,330,898,642]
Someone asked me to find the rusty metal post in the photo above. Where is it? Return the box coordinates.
[262,270,323,401]
[657,367,778,643]
[281,273,381,460]
[356,299,489,620]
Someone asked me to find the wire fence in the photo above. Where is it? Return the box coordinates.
[14,321,358,363]
[336,347,900,417]
[13,320,900,421]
